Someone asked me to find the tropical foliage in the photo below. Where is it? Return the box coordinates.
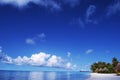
[91,57,119,73]
[115,63,120,75]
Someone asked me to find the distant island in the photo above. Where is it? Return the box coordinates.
[79,70,91,72]
[90,57,120,75]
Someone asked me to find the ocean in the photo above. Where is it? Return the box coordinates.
[0,70,90,80]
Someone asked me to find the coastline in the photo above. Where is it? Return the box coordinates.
[87,73,120,80]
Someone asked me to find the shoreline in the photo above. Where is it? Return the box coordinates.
[87,73,120,80]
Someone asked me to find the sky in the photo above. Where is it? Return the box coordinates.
[0,0,120,71]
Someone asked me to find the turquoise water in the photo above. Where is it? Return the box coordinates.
[0,70,90,80]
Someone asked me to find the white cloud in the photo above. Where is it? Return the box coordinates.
[38,33,46,42]
[29,52,50,66]
[0,0,60,9]
[0,47,12,63]
[37,0,61,10]
[0,0,80,9]
[0,51,76,70]
[86,49,93,54]
[67,52,71,57]
[86,5,96,19]
[66,62,72,69]
[0,54,13,64]
[26,33,46,45]
[107,0,120,16]
[0,0,61,11]
[26,38,35,45]
[0,47,76,70]
[13,52,50,66]
[47,55,63,67]
[0,0,29,6]
[72,5,97,28]
[86,5,96,23]
[65,62,77,69]
[38,33,46,38]
[14,56,24,65]
[63,0,80,7]
[3,55,13,64]
[0,46,2,53]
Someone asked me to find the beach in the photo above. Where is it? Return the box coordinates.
[87,73,120,80]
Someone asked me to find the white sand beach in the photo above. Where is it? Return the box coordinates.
[86,73,120,80]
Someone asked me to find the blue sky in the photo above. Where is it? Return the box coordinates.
[0,0,120,71]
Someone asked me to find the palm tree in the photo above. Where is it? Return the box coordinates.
[112,57,119,68]
[90,57,119,73]
[91,63,98,72]
[115,63,120,75]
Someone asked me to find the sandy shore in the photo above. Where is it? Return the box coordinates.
[86,73,120,80]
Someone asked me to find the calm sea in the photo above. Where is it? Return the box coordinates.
[0,70,90,80]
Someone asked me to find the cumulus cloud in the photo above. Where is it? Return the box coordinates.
[47,55,63,67]
[0,53,13,64]
[107,0,120,16]
[29,52,50,66]
[86,49,93,54]
[86,5,96,23]
[0,51,76,69]
[0,47,76,69]
[13,52,51,66]
[14,56,28,65]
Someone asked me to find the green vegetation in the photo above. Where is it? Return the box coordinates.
[115,63,120,75]
[91,57,119,73]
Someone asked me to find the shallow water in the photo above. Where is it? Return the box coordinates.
[0,70,90,80]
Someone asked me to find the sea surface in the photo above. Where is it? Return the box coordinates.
[0,70,90,80]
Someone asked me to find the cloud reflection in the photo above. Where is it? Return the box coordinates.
[29,72,44,80]
[46,72,56,80]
